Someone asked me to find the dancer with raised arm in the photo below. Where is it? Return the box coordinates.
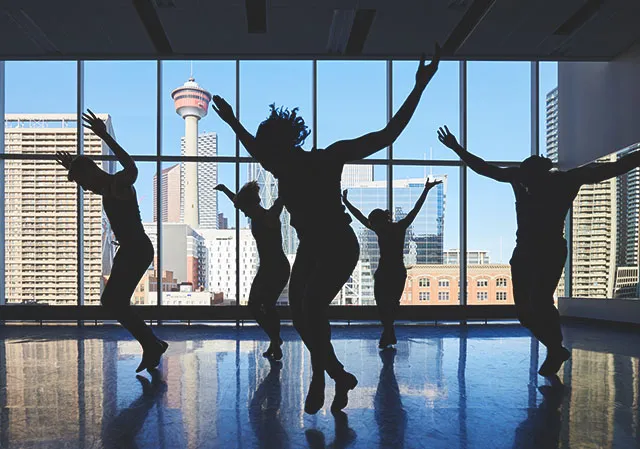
[342,179,442,348]
[437,125,640,376]
[211,44,440,414]
[56,109,167,373]
[216,182,290,360]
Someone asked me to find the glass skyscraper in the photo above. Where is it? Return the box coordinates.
[345,177,446,274]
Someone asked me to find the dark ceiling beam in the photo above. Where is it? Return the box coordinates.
[132,0,173,55]
[246,0,267,33]
[345,9,376,56]
[442,0,497,56]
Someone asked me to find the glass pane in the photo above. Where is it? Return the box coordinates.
[162,61,236,156]
[83,160,155,306]
[4,66,77,303]
[467,172,516,305]
[392,61,460,160]
[5,62,77,138]
[468,62,531,162]
[148,162,238,306]
[239,61,313,157]
[317,61,386,158]
[84,61,157,155]
[239,162,296,306]
[395,166,459,306]
[334,164,387,306]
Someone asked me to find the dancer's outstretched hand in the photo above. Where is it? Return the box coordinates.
[211,95,235,123]
[81,109,107,138]
[214,184,226,191]
[425,178,443,190]
[55,151,74,170]
[437,125,459,149]
[415,42,441,89]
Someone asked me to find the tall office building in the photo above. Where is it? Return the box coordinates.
[545,87,559,164]
[341,164,374,187]
[546,87,617,298]
[344,177,446,302]
[4,114,115,305]
[153,163,181,223]
[198,229,259,304]
[180,132,218,229]
[347,177,446,268]
[143,223,207,290]
[171,77,212,228]
[613,143,640,297]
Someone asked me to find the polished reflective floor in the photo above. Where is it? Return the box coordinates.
[1,322,639,448]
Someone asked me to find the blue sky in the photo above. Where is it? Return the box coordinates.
[4,60,557,263]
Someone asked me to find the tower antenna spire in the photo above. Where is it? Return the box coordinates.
[190,60,194,78]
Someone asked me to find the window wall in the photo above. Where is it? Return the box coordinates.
[1,59,584,317]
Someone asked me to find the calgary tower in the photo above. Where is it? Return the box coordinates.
[171,77,212,228]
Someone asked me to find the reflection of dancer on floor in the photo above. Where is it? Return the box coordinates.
[211,43,440,415]
[374,349,407,449]
[216,182,290,360]
[438,125,640,376]
[512,378,564,449]
[56,110,167,373]
[102,371,168,449]
[249,360,290,449]
[342,179,441,348]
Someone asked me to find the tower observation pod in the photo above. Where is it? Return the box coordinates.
[171,77,212,228]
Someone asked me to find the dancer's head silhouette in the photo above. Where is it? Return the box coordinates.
[66,155,110,193]
[368,209,393,232]
[232,181,262,219]
[519,155,554,187]
[256,104,310,155]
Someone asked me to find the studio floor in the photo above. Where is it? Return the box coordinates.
[1,322,639,449]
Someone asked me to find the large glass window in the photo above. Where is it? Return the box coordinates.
[392,61,460,161]
[1,56,610,317]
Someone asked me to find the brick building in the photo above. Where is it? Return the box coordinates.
[401,264,514,306]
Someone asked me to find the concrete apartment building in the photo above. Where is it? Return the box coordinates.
[4,113,116,305]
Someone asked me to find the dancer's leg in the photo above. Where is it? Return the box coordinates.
[102,239,166,372]
[303,226,360,413]
[375,268,406,348]
[532,244,570,376]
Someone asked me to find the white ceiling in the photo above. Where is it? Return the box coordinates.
[1,0,638,60]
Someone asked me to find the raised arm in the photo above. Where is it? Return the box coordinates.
[342,190,372,229]
[265,197,285,226]
[211,95,262,161]
[567,148,640,185]
[399,179,442,228]
[82,109,138,185]
[214,184,236,203]
[325,44,441,162]
[437,126,518,183]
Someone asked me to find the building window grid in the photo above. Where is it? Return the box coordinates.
[0,60,546,313]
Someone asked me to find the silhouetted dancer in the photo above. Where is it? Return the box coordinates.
[249,359,290,449]
[438,125,640,376]
[342,180,442,349]
[211,43,440,414]
[102,371,168,449]
[56,109,167,373]
[216,182,290,360]
[374,348,407,449]
[512,378,565,449]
